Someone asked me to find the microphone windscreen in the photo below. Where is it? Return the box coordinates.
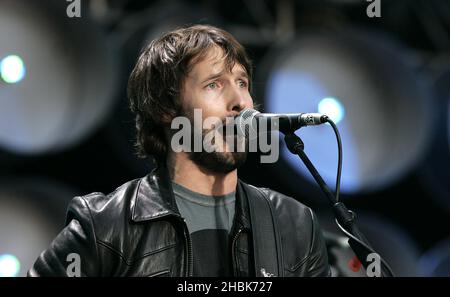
[236,108,259,139]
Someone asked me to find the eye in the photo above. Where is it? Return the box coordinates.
[238,79,248,89]
[205,82,218,90]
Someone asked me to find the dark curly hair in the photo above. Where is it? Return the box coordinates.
[127,24,253,161]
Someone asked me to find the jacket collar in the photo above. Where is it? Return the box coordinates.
[130,164,179,222]
[130,163,251,230]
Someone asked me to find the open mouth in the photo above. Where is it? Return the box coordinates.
[218,123,239,138]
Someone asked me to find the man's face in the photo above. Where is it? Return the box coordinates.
[178,46,254,173]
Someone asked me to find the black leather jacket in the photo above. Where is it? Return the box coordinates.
[28,166,330,277]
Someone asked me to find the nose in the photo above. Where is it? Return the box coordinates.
[227,86,252,116]
[231,98,245,114]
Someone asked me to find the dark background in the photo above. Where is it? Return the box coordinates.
[1,0,449,276]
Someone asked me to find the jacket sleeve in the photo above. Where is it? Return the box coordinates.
[305,209,331,277]
[27,196,100,277]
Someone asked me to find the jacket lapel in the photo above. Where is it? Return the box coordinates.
[130,164,252,226]
[130,165,180,222]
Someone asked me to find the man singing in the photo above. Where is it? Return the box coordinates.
[28,24,330,277]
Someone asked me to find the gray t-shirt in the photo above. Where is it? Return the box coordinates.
[172,182,235,276]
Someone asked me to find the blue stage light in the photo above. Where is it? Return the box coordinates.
[0,55,25,84]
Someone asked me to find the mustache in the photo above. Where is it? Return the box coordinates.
[202,117,239,136]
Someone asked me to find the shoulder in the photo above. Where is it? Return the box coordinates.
[241,183,318,252]
[243,183,315,226]
[65,177,142,225]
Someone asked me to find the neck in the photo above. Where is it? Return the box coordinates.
[166,152,238,196]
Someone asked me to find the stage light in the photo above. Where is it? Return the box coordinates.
[0,0,118,155]
[318,97,345,124]
[0,254,21,277]
[258,29,434,196]
[0,178,75,276]
[0,55,25,84]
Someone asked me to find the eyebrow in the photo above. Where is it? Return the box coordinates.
[200,69,249,84]
[201,70,226,84]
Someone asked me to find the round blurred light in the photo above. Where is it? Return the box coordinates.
[0,55,25,83]
[0,178,75,276]
[318,97,345,124]
[259,29,434,195]
[0,254,21,277]
[0,0,118,155]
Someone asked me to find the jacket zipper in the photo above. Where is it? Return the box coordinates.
[180,217,193,277]
[231,227,243,276]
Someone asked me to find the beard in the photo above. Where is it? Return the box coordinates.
[189,149,247,174]
[187,117,248,174]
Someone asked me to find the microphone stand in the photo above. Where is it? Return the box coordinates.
[283,132,394,277]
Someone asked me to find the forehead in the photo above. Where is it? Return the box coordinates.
[187,46,247,81]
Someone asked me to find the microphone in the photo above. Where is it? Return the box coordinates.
[236,108,328,138]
